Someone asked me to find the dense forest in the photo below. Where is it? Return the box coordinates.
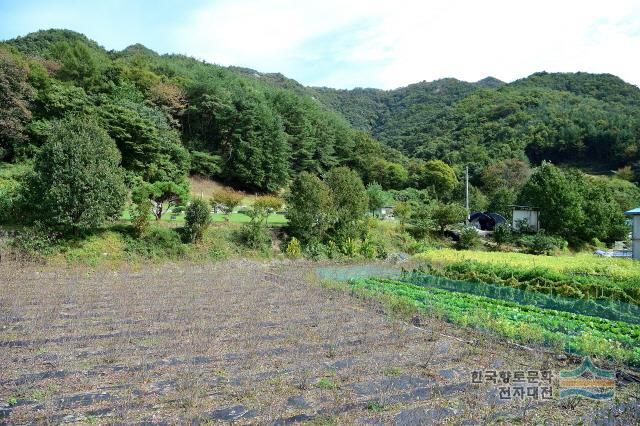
[0,29,416,195]
[2,29,640,248]
[4,29,640,190]
[311,73,640,180]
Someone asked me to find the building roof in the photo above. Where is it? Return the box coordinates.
[624,208,640,215]
[508,205,539,210]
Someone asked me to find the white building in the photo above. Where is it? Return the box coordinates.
[510,205,540,232]
[624,208,640,260]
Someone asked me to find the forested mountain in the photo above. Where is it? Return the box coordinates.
[2,29,640,195]
[309,72,640,181]
[0,29,412,193]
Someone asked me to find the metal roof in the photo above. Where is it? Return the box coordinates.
[625,208,640,215]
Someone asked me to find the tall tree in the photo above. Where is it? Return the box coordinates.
[417,160,458,199]
[324,166,369,240]
[0,47,34,160]
[285,172,334,243]
[518,162,584,242]
[26,116,126,234]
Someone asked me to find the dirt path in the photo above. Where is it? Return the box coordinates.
[0,260,638,424]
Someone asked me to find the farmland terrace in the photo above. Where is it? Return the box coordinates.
[0,260,638,425]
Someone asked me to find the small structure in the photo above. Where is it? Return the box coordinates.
[469,211,507,231]
[511,205,540,232]
[624,208,640,260]
[374,206,394,220]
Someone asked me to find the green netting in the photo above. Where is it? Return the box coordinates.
[350,276,640,369]
[400,271,640,325]
[316,265,403,282]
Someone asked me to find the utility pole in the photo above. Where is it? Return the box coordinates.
[465,166,470,224]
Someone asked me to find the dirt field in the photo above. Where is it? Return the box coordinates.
[1,260,638,425]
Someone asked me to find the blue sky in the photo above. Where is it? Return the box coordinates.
[1,0,639,89]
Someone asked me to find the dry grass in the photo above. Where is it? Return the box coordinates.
[0,260,637,424]
[189,175,228,200]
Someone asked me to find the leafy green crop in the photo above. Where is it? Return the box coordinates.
[348,277,640,368]
[401,271,640,324]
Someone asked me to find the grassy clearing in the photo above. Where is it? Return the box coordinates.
[347,277,640,369]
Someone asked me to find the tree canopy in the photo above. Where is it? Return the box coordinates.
[26,116,126,234]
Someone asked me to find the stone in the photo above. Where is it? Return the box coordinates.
[394,407,455,425]
[286,395,310,409]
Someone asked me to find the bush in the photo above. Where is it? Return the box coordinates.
[325,167,369,241]
[340,237,359,257]
[407,203,436,238]
[130,199,152,238]
[432,202,467,234]
[493,223,512,246]
[184,198,211,242]
[327,240,339,259]
[304,241,327,260]
[8,224,59,260]
[286,172,334,243]
[0,163,30,224]
[237,220,271,251]
[456,226,480,250]
[254,195,284,213]
[518,232,567,255]
[125,226,186,259]
[360,238,377,259]
[285,237,301,258]
[210,188,243,216]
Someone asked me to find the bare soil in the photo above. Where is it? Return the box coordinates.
[0,260,638,425]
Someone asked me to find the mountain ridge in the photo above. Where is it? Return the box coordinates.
[2,29,640,188]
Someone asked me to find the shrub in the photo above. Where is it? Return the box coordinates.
[432,202,467,234]
[125,226,185,259]
[285,172,334,243]
[132,180,190,221]
[0,163,30,224]
[237,218,271,251]
[407,203,437,238]
[304,241,327,260]
[325,167,369,241]
[285,237,302,258]
[493,223,512,246]
[210,188,243,217]
[519,233,567,255]
[130,199,152,238]
[360,238,377,259]
[254,195,284,213]
[8,224,59,260]
[184,198,211,242]
[340,237,359,257]
[456,226,480,250]
[327,240,339,259]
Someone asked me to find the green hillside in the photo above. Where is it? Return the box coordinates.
[311,72,640,181]
[0,29,414,193]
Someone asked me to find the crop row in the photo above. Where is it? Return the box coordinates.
[416,257,640,306]
[400,271,640,324]
[415,249,640,280]
[348,277,640,368]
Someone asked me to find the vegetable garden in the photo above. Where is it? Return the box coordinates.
[348,277,640,368]
[326,249,640,370]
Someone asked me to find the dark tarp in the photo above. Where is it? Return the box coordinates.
[469,211,507,231]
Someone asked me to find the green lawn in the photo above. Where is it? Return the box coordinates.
[120,209,287,225]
